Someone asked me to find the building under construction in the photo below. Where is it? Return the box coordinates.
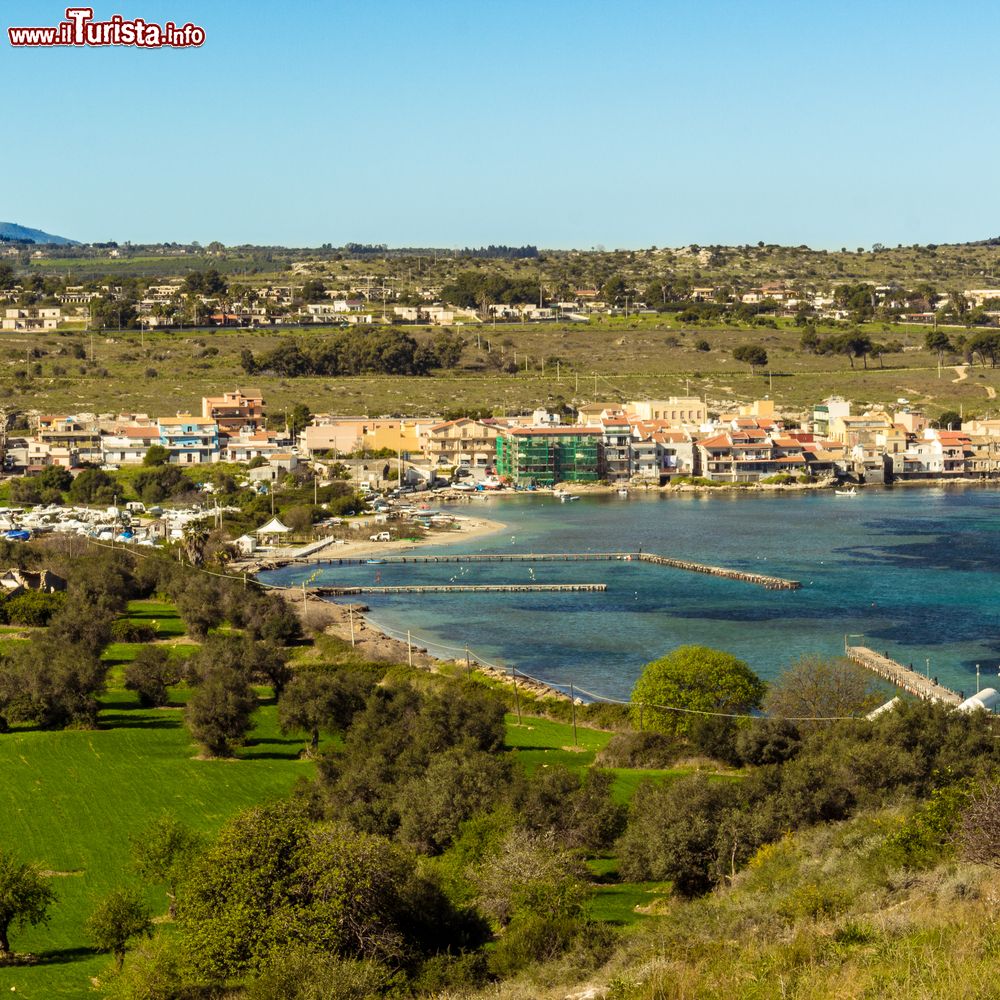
[495,428,603,486]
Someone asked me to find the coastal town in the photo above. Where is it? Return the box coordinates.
[4,388,999,492]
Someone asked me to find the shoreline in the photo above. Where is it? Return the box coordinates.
[262,510,573,702]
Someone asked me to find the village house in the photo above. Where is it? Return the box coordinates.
[101,425,161,465]
[424,419,499,471]
[157,415,221,464]
[201,389,265,432]
[29,415,103,468]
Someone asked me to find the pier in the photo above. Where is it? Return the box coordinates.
[276,551,801,590]
[311,582,608,595]
[846,646,962,705]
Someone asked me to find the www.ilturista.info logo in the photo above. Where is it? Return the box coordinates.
[8,7,205,48]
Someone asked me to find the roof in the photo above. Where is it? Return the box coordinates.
[256,517,290,534]
[159,415,216,426]
[507,427,603,437]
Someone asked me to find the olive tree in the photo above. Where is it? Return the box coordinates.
[0,848,56,961]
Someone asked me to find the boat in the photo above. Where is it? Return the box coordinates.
[560,494,580,503]
[553,488,569,499]
[617,488,629,497]
[835,487,858,496]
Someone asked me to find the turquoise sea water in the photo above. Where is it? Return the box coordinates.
[261,488,1000,702]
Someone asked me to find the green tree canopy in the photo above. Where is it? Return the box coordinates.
[86,886,153,970]
[732,344,768,371]
[0,848,57,960]
[143,444,169,467]
[630,645,765,735]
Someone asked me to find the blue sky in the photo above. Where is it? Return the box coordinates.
[4,0,999,248]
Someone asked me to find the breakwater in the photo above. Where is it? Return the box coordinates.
[273,551,801,591]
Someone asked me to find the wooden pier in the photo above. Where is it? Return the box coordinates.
[286,551,801,590]
[311,582,608,596]
[846,646,961,705]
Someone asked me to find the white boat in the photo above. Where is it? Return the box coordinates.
[617,488,629,497]
[560,494,580,503]
[835,487,858,496]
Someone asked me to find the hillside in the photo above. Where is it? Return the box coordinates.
[0,221,77,245]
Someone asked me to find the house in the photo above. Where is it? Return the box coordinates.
[157,415,220,464]
[220,428,283,464]
[202,389,265,432]
[101,425,161,465]
[424,419,499,471]
[31,415,102,468]
[630,423,696,482]
[2,307,67,332]
[624,397,707,426]
[600,415,632,482]
[812,396,851,435]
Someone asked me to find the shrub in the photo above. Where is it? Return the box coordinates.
[4,590,66,626]
[110,619,157,643]
[596,730,682,769]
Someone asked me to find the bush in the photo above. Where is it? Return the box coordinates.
[110,619,157,643]
[4,590,66,626]
[596,731,682,769]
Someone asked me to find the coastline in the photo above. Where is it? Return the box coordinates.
[266,509,574,701]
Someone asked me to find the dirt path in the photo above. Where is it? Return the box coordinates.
[952,364,969,383]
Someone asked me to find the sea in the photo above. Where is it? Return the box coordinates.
[259,487,1000,703]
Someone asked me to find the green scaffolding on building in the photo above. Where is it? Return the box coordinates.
[496,431,602,486]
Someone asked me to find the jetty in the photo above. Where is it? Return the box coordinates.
[274,551,801,591]
[311,582,607,596]
[846,646,962,705]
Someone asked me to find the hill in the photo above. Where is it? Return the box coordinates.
[0,221,77,245]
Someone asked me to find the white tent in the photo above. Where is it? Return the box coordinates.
[255,517,291,539]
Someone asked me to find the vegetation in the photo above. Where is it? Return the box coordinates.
[1,532,999,998]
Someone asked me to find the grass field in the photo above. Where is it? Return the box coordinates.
[2,318,998,422]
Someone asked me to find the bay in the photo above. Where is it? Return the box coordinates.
[260,487,1000,702]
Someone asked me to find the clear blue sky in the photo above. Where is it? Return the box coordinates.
[5,0,999,249]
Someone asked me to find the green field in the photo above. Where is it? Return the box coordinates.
[2,318,998,423]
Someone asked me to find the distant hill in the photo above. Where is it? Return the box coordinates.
[0,221,77,245]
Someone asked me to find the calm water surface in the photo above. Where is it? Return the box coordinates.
[261,488,1000,701]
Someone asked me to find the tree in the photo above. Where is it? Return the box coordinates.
[732,344,768,372]
[131,814,204,918]
[177,804,469,978]
[937,409,963,431]
[925,329,952,362]
[86,886,153,970]
[835,332,874,369]
[0,848,57,961]
[185,668,257,757]
[68,468,117,504]
[616,774,746,896]
[968,330,1000,368]
[630,645,765,735]
[763,655,881,731]
[285,403,312,438]
[143,444,169,467]
[278,669,369,752]
[124,647,181,707]
[37,465,73,492]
